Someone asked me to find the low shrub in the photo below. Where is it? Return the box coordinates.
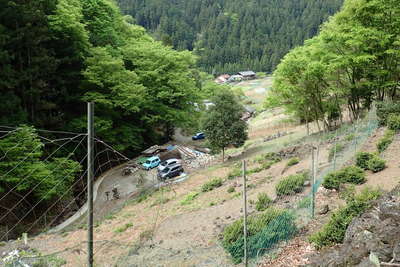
[328,144,344,161]
[367,156,386,173]
[222,208,296,263]
[387,114,400,131]
[276,173,308,196]
[180,192,199,205]
[228,167,241,180]
[322,166,365,190]
[256,152,281,164]
[309,188,381,249]
[201,178,223,192]
[377,129,395,152]
[287,157,300,167]
[355,152,374,170]
[255,192,272,211]
[345,134,355,142]
[297,197,311,209]
[227,186,235,193]
[261,161,273,170]
[114,223,133,233]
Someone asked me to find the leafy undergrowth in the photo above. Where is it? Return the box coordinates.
[222,208,297,263]
[309,187,381,249]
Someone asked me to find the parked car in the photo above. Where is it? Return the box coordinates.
[158,158,181,172]
[192,132,205,140]
[158,163,184,180]
[142,156,161,170]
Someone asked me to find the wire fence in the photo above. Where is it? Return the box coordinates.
[248,107,379,266]
[0,108,380,267]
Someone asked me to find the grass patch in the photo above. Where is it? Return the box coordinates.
[227,166,242,180]
[276,173,309,196]
[255,192,273,211]
[286,157,300,167]
[345,134,355,142]
[322,165,365,190]
[309,187,381,249]
[222,208,296,263]
[201,178,223,192]
[227,186,235,193]
[296,197,311,209]
[180,192,199,205]
[377,129,395,152]
[114,223,133,233]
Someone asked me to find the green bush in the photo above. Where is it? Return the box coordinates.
[276,173,308,196]
[367,156,386,173]
[201,178,223,192]
[345,134,355,142]
[114,223,133,233]
[377,129,395,152]
[256,152,281,164]
[355,152,374,170]
[387,114,400,131]
[255,192,272,211]
[222,208,296,263]
[322,166,365,190]
[309,188,381,249]
[376,101,400,126]
[328,144,344,161]
[287,157,300,167]
[261,161,273,170]
[228,167,241,180]
[227,186,235,193]
[180,192,199,205]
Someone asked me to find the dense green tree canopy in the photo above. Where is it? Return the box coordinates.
[118,0,343,74]
[0,0,202,154]
[268,0,400,129]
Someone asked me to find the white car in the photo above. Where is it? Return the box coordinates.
[158,158,181,172]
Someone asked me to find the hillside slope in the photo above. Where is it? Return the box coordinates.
[117,0,343,73]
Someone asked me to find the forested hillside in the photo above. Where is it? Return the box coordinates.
[118,0,343,74]
[268,0,400,130]
[0,0,202,154]
[0,0,204,236]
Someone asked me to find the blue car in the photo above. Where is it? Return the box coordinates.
[192,132,205,140]
[142,156,161,170]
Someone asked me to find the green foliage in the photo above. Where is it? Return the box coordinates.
[329,144,344,161]
[377,129,395,152]
[276,173,308,196]
[287,157,300,167]
[355,152,375,170]
[201,178,223,192]
[297,197,311,209]
[222,208,296,263]
[310,188,381,249]
[180,192,199,205]
[367,156,386,173]
[0,126,81,200]
[256,152,282,164]
[227,186,235,193]
[322,166,365,190]
[376,102,400,126]
[269,0,400,126]
[114,222,133,233]
[227,166,241,180]
[387,114,400,131]
[202,90,248,161]
[345,134,355,142]
[255,193,272,211]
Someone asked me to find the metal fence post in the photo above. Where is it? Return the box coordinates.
[242,160,248,267]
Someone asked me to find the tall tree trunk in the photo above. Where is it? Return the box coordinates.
[222,147,225,162]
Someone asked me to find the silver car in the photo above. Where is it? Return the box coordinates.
[158,158,181,172]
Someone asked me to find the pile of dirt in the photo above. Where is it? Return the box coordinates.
[309,185,400,266]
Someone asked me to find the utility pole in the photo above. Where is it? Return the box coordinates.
[87,103,94,267]
[242,160,248,267]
